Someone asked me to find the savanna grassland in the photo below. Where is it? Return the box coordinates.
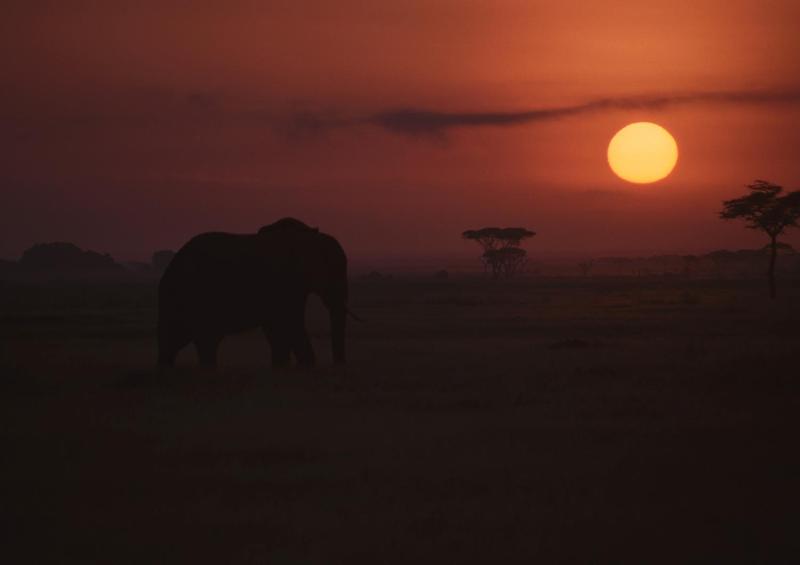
[2,276,798,564]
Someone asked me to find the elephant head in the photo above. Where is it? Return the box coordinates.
[259,218,349,364]
[307,232,348,364]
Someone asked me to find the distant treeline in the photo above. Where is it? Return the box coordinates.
[586,248,800,278]
[1,240,798,282]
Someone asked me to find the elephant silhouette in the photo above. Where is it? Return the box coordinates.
[157,218,348,368]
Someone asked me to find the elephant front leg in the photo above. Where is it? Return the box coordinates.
[286,298,315,367]
[264,327,291,368]
[264,295,315,368]
[291,329,316,368]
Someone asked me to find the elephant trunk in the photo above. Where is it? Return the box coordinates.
[319,239,348,365]
[329,302,346,364]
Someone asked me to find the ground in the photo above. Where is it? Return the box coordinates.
[1,276,798,564]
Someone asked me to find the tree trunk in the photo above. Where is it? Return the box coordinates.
[768,235,777,300]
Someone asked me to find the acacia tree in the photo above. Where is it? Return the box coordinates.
[720,180,800,299]
[462,227,535,278]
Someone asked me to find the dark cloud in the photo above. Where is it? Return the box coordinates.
[292,89,800,137]
[5,87,799,141]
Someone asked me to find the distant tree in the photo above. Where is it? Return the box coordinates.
[578,259,594,277]
[720,180,800,298]
[484,247,528,278]
[462,227,535,278]
[151,250,176,272]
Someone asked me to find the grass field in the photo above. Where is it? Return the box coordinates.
[2,276,798,563]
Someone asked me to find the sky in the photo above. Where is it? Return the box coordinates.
[2,0,800,265]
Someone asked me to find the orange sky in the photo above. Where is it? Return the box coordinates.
[2,0,800,263]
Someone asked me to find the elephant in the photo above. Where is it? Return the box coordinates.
[157,218,348,369]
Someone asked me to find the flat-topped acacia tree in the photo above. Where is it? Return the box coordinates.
[720,180,800,299]
[462,227,536,278]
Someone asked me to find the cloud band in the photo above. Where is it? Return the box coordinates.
[297,89,800,137]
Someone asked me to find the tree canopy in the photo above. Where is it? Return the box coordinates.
[720,180,800,237]
[462,227,535,250]
[462,226,536,278]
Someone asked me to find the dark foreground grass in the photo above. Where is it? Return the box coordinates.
[1,277,798,563]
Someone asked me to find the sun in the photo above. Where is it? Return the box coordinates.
[607,122,678,184]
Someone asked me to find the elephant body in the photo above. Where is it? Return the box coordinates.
[157,218,348,368]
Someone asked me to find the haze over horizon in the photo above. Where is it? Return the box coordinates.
[3,0,800,262]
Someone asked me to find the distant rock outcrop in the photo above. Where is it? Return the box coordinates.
[123,261,154,275]
[0,259,17,277]
[151,250,176,272]
[19,242,124,275]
